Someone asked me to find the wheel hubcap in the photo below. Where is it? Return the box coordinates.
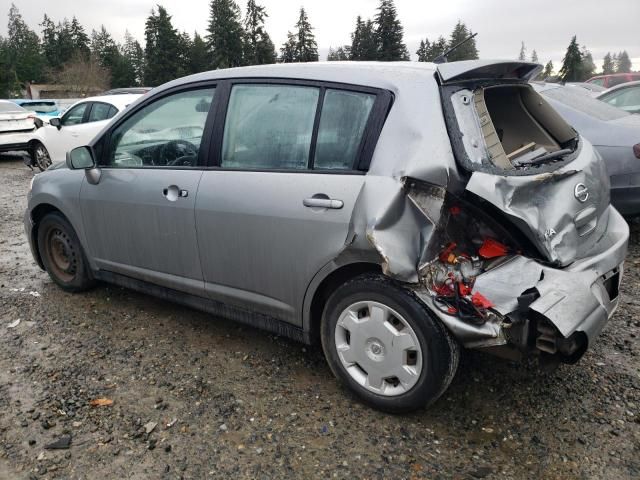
[334,301,423,396]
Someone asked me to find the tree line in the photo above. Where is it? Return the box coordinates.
[0,0,635,97]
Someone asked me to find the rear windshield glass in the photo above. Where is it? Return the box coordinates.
[0,102,25,113]
[542,86,629,121]
[19,102,57,113]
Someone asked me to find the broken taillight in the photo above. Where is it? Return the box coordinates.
[633,143,640,159]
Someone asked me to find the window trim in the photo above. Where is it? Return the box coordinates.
[98,81,219,169]
[206,77,393,173]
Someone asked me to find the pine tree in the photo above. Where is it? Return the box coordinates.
[580,47,596,80]
[91,26,119,69]
[69,16,90,60]
[374,0,409,61]
[559,36,582,82]
[518,41,526,61]
[40,14,59,69]
[531,49,538,64]
[543,60,554,79]
[416,39,430,62]
[327,46,350,61]
[8,4,44,83]
[280,31,297,63]
[294,8,318,62]
[144,6,182,86]
[602,52,615,74]
[243,0,276,65]
[446,21,478,61]
[0,36,21,96]
[616,51,632,73]
[122,31,145,85]
[427,36,448,62]
[207,0,245,69]
[189,32,210,74]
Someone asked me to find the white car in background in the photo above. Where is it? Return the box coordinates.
[0,100,37,156]
[28,94,141,170]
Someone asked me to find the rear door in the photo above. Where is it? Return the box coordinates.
[195,81,388,323]
[79,86,216,295]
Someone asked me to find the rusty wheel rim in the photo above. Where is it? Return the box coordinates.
[46,227,77,282]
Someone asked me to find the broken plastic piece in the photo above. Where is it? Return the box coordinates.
[471,292,494,309]
[479,238,509,259]
[439,242,458,263]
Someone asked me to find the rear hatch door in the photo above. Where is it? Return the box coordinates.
[438,61,610,266]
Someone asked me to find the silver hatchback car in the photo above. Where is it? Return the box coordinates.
[25,61,629,412]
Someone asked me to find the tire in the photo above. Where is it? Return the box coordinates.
[37,212,95,292]
[31,141,52,172]
[321,274,459,413]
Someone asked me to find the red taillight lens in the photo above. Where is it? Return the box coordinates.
[634,144,640,159]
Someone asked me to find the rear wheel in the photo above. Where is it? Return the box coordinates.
[37,212,95,292]
[31,141,52,171]
[321,274,459,413]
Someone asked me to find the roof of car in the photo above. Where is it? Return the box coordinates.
[67,93,143,110]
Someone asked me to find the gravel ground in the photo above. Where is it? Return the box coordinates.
[1,155,639,479]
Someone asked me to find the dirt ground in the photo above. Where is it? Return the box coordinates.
[0,155,639,479]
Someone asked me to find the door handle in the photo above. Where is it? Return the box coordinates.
[303,197,343,209]
[162,185,189,201]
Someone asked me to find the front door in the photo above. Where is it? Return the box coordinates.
[195,83,379,323]
[79,87,216,295]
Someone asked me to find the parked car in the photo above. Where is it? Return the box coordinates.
[0,100,36,155]
[12,99,62,124]
[586,73,640,88]
[25,61,628,412]
[26,94,141,171]
[533,82,640,215]
[565,82,607,96]
[597,80,640,114]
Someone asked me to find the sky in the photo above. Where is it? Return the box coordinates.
[2,0,639,72]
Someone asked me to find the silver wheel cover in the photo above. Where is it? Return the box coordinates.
[334,301,423,396]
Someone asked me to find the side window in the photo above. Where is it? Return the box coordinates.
[314,89,375,170]
[88,102,113,122]
[589,78,605,87]
[221,84,319,170]
[609,77,628,87]
[61,103,88,126]
[107,88,215,168]
[107,106,118,119]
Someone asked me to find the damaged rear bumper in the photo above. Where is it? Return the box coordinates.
[415,207,628,360]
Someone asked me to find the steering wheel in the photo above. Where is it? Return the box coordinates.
[158,139,198,166]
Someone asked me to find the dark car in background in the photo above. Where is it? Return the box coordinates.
[533,82,640,215]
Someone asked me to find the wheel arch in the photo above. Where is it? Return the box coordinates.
[29,203,71,269]
[303,261,382,345]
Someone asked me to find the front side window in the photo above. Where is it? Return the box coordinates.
[61,103,88,126]
[107,88,215,168]
[88,102,116,122]
[221,84,319,170]
[589,78,605,87]
[314,89,375,170]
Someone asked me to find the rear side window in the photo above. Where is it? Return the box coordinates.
[609,76,630,87]
[314,90,375,170]
[88,103,113,122]
[222,85,319,170]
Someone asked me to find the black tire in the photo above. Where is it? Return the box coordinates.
[37,212,95,292]
[31,141,52,172]
[321,274,459,413]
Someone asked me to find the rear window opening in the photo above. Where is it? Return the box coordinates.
[444,83,578,174]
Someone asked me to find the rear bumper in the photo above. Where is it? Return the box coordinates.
[24,208,44,270]
[416,207,629,358]
[0,130,34,152]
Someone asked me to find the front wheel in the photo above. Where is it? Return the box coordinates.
[37,212,95,292]
[321,274,459,413]
[31,141,52,171]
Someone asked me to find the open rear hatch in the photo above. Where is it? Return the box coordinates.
[437,61,610,266]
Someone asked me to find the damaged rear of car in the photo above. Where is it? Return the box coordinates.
[406,61,628,364]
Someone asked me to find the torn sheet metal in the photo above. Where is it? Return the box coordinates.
[465,140,610,267]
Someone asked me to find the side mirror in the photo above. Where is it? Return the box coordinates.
[50,117,61,129]
[66,146,96,170]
